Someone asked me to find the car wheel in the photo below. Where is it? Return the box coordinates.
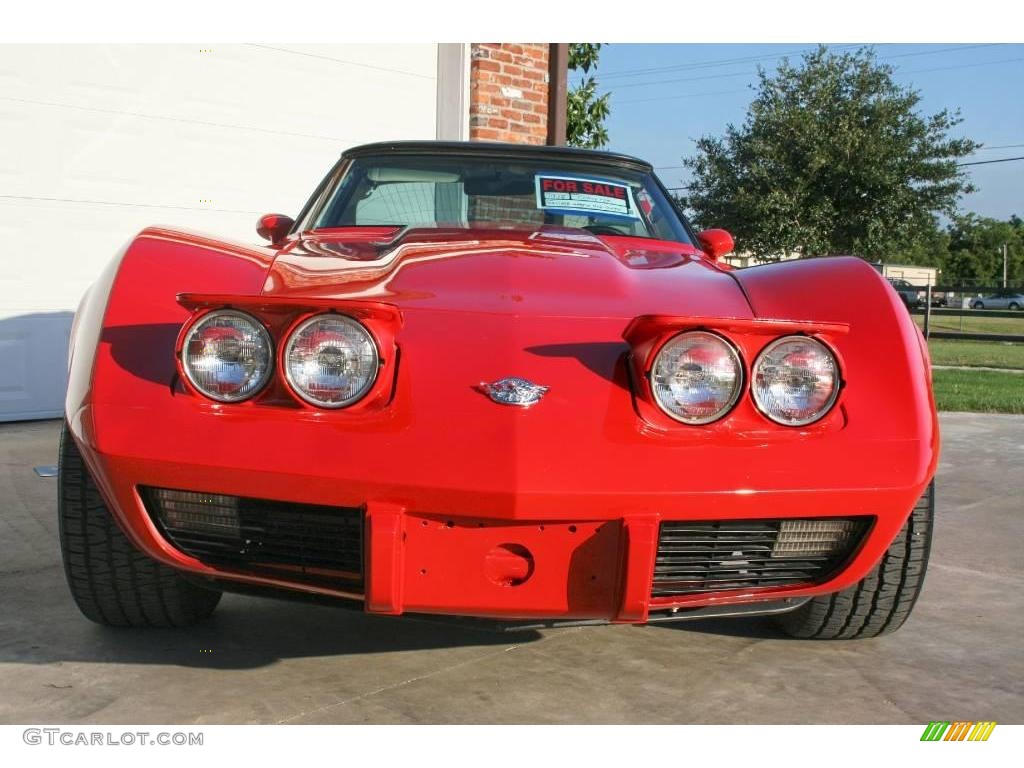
[972,301,985,310]
[58,421,221,627]
[1010,302,1021,311]
[776,482,933,640]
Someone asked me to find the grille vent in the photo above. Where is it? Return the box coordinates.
[142,487,363,590]
[652,518,871,597]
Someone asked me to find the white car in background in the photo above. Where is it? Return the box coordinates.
[971,290,1024,310]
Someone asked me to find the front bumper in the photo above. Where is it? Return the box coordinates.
[72,403,932,624]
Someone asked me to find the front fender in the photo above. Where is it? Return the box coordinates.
[732,256,939,489]
[66,227,278,451]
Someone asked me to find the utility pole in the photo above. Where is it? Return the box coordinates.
[1003,243,1009,288]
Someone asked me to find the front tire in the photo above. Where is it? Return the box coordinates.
[1009,302,1021,311]
[776,483,933,639]
[58,422,222,627]
[972,301,985,310]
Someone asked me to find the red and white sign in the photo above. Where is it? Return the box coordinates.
[535,175,638,218]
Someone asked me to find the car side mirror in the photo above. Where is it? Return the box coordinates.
[697,229,734,260]
[257,213,294,246]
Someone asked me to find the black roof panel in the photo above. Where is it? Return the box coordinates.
[342,140,654,173]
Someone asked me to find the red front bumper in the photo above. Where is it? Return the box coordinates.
[70,400,934,624]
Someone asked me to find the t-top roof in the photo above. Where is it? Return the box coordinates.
[342,140,654,173]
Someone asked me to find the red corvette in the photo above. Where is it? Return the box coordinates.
[60,141,938,638]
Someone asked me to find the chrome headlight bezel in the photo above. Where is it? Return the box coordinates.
[283,313,380,409]
[180,309,274,403]
[648,330,745,425]
[751,335,841,427]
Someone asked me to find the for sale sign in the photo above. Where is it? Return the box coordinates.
[535,175,639,219]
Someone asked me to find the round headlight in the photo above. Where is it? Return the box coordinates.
[284,314,379,408]
[181,310,273,402]
[752,336,839,426]
[650,331,744,424]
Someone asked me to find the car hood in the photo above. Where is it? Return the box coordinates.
[262,227,754,321]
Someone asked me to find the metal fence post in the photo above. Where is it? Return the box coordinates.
[924,284,932,339]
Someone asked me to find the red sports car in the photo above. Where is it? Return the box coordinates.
[60,141,938,639]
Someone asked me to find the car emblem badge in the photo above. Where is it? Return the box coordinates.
[479,377,549,407]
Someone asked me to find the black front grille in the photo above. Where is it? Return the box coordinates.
[141,487,364,590]
[652,518,871,597]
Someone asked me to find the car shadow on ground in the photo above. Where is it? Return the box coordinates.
[648,615,790,640]
[3,570,786,671]
[1,574,547,671]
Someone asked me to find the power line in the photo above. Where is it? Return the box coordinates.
[615,87,751,106]
[603,52,1024,92]
[878,43,1001,60]
[899,56,1024,78]
[656,145,1024,170]
[958,155,1024,166]
[597,43,999,81]
[636,129,1024,176]
[596,44,1004,87]
[600,68,754,91]
[609,56,1024,114]
[660,155,1024,178]
[598,46,840,79]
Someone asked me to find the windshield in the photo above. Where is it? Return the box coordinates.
[305,154,693,244]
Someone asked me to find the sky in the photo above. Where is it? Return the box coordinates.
[596,44,1024,221]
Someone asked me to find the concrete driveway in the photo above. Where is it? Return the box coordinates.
[1,414,1021,724]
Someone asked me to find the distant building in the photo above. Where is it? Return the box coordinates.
[878,263,939,287]
[722,251,800,268]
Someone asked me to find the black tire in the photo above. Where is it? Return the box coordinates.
[972,301,985,310]
[1009,302,1021,311]
[776,483,934,640]
[58,422,221,627]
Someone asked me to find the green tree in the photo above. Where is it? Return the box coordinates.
[944,214,1023,286]
[891,217,950,268]
[567,43,610,149]
[681,46,979,260]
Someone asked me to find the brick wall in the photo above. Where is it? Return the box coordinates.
[469,44,550,144]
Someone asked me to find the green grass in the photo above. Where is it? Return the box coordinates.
[928,339,1024,370]
[914,313,1024,336]
[932,369,1024,414]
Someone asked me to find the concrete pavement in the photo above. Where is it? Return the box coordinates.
[1,415,1021,724]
